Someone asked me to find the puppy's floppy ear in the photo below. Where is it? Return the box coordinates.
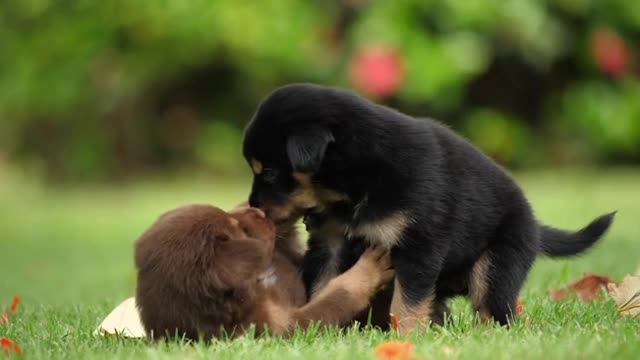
[286,125,334,173]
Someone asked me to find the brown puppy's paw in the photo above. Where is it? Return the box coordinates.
[335,246,395,307]
[353,246,395,289]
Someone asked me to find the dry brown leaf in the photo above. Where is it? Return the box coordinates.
[607,275,640,317]
[549,273,616,302]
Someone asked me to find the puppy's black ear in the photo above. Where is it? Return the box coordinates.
[286,125,334,173]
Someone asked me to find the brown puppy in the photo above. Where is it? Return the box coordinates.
[134,204,393,340]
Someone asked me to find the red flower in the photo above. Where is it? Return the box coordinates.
[376,341,415,360]
[1,295,20,326]
[10,296,20,313]
[349,45,405,98]
[1,295,23,356]
[1,338,22,356]
[591,27,630,78]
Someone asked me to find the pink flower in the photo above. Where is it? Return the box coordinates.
[349,46,405,98]
[591,27,630,78]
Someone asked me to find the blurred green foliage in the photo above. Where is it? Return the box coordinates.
[0,0,638,181]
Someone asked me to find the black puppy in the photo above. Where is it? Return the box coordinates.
[242,83,615,332]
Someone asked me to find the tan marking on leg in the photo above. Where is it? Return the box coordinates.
[348,212,413,249]
[469,252,492,321]
[390,278,434,334]
[250,159,263,174]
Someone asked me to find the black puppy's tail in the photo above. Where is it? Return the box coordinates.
[539,212,616,257]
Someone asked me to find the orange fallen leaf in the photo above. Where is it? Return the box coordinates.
[376,341,414,360]
[549,273,615,302]
[389,313,399,335]
[515,298,524,315]
[10,296,20,313]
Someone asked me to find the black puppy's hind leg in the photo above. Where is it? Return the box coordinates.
[390,246,444,333]
[469,212,537,325]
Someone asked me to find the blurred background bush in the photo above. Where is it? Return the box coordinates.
[1,0,638,182]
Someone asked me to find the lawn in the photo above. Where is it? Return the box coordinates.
[1,167,639,359]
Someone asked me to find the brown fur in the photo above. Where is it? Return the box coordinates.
[390,279,433,333]
[134,204,392,340]
[469,253,493,321]
[250,159,263,175]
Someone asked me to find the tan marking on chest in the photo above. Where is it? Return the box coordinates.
[251,159,263,174]
[348,212,413,249]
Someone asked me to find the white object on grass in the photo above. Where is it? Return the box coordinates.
[608,275,640,317]
[94,297,146,338]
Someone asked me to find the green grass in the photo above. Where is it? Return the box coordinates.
[1,167,639,359]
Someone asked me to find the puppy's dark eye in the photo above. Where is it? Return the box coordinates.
[262,168,279,183]
[222,289,234,299]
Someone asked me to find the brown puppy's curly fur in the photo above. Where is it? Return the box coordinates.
[134,204,393,340]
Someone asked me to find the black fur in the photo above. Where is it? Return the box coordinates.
[539,212,616,257]
[287,125,335,173]
[243,83,615,326]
